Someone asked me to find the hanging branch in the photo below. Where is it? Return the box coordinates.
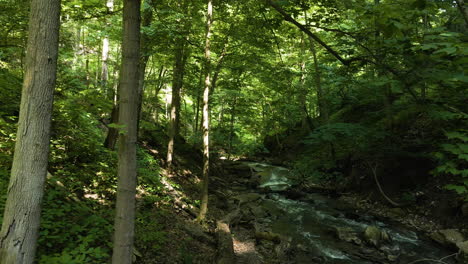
[266,0,349,66]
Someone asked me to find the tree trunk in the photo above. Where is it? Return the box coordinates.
[104,105,119,149]
[102,0,114,97]
[197,0,213,222]
[227,95,238,160]
[111,0,140,263]
[299,33,310,131]
[0,0,61,263]
[137,3,153,135]
[455,0,468,26]
[166,40,186,168]
[194,68,204,133]
[309,38,328,123]
[167,1,189,168]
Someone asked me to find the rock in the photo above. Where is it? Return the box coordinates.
[461,203,468,217]
[182,221,215,246]
[379,244,400,262]
[388,208,405,218]
[430,229,465,248]
[233,193,262,205]
[363,226,391,247]
[456,240,468,262]
[334,227,362,245]
[249,204,267,218]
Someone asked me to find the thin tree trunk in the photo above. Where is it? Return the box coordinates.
[227,95,238,160]
[166,40,186,168]
[104,105,119,149]
[309,38,328,123]
[102,0,114,96]
[0,0,61,263]
[137,3,153,134]
[299,33,310,131]
[197,0,213,222]
[166,1,189,168]
[111,0,140,263]
[194,68,204,133]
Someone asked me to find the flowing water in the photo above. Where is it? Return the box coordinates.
[246,162,457,264]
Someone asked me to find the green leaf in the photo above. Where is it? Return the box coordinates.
[434,47,457,55]
[445,184,467,194]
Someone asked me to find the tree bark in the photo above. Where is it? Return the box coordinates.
[197,0,213,222]
[0,0,61,263]
[111,0,140,263]
[104,105,120,149]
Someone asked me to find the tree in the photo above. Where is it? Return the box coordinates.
[0,0,61,262]
[111,0,140,263]
[166,0,190,169]
[197,0,213,222]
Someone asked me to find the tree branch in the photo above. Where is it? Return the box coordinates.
[267,0,350,66]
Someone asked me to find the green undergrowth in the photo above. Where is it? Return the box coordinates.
[0,89,169,263]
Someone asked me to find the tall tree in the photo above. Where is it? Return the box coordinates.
[102,0,114,97]
[166,0,190,169]
[111,0,140,263]
[0,0,61,262]
[197,0,213,222]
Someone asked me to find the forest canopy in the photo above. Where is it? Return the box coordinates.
[0,0,467,263]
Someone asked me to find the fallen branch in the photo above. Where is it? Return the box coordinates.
[367,162,401,207]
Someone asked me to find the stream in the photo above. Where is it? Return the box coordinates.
[237,162,457,264]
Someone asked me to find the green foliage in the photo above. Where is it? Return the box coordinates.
[37,188,112,263]
[135,209,166,253]
[433,128,468,199]
[303,123,367,145]
[137,147,162,193]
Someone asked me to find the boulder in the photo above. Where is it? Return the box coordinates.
[430,229,465,248]
[233,193,262,205]
[334,227,362,245]
[456,240,468,262]
[363,226,391,247]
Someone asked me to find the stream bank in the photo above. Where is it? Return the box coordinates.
[208,160,467,264]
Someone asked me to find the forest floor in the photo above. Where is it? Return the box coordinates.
[138,142,467,263]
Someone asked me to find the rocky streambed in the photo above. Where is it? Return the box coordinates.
[212,161,466,264]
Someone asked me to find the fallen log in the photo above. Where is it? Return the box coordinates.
[215,207,240,264]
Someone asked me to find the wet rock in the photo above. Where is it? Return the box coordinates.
[363,226,391,247]
[388,208,405,218]
[430,229,465,248]
[233,193,262,205]
[456,240,468,262]
[334,227,362,245]
[379,244,400,262]
[248,204,267,219]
